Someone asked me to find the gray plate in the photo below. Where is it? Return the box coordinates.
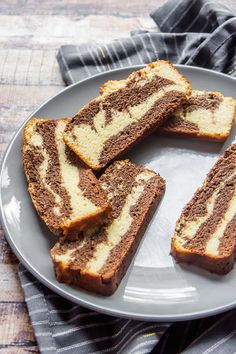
[1,65,236,322]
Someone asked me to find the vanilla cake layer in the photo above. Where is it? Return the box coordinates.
[158,90,236,141]
[51,160,165,295]
[63,60,191,170]
[23,118,111,239]
[172,144,236,274]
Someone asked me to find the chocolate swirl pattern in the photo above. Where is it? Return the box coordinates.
[23,118,111,239]
[172,144,236,274]
[51,160,165,295]
[159,90,236,141]
[63,61,191,170]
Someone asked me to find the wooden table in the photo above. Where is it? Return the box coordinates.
[0,0,234,352]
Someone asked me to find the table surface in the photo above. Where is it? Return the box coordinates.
[0,0,235,352]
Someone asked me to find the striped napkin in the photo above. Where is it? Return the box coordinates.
[57,0,236,84]
[19,0,236,353]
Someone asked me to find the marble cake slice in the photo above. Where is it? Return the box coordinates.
[23,118,111,239]
[63,60,191,170]
[51,160,165,295]
[172,144,236,274]
[158,90,236,141]
[101,86,236,142]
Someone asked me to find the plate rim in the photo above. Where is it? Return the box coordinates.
[1,64,236,322]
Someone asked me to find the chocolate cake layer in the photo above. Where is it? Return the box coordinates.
[158,90,236,141]
[63,60,191,170]
[23,118,111,239]
[51,160,165,295]
[171,144,236,274]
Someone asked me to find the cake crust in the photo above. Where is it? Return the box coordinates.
[23,118,111,239]
[171,144,236,274]
[63,60,191,170]
[51,160,165,295]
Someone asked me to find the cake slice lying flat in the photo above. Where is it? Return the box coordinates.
[158,90,236,141]
[63,60,191,170]
[101,87,236,142]
[51,160,165,295]
[172,144,236,274]
[23,118,111,239]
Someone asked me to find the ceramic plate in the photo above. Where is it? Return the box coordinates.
[1,65,236,321]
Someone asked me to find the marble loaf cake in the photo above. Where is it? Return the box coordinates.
[63,60,191,170]
[51,160,165,295]
[171,144,236,274]
[158,90,236,141]
[23,118,111,239]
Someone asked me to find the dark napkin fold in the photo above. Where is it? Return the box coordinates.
[19,1,236,353]
[58,0,236,85]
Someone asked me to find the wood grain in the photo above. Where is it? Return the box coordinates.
[0,0,163,16]
[0,265,24,302]
[0,1,158,351]
[0,0,235,352]
[0,230,17,264]
[0,303,37,345]
[0,0,234,16]
[0,85,62,160]
[0,347,39,353]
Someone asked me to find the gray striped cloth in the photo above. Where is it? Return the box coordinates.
[57,0,236,84]
[19,0,236,353]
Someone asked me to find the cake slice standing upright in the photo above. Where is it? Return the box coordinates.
[51,160,165,295]
[172,144,236,274]
[63,60,191,170]
[23,118,111,239]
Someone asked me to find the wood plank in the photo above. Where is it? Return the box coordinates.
[0,230,18,264]
[0,49,63,86]
[0,14,155,86]
[0,14,153,88]
[0,302,37,346]
[0,0,234,16]
[0,0,163,16]
[0,84,63,159]
[0,264,24,302]
[0,15,155,49]
[0,347,39,353]
[0,49,64,85]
